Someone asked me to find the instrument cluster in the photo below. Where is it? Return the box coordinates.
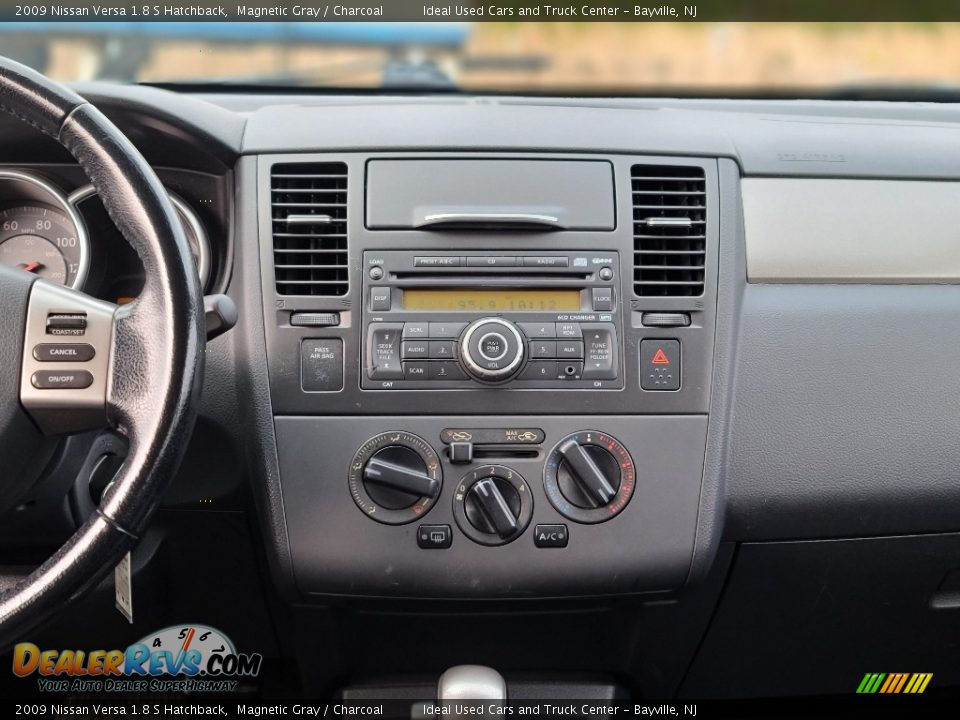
[0,168,214,303]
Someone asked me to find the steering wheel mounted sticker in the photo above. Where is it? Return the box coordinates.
[10,624,262,692]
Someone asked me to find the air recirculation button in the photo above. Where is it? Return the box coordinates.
[543,431,635,524]
[349,431,442,524]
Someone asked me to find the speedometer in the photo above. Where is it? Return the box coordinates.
[0,205,86,288]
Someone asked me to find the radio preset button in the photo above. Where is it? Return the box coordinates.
[429,340,456,359]
[429,362,468,380]
[401,340,429,359]
[520,361,557,380]
[370,286,392,312]
[428,322,467,339]
[518,322,556,339]
[368,323,404,380]
[529,340,556,359]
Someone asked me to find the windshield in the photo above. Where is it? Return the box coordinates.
[3,20,959,95]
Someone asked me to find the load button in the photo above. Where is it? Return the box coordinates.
[640,339,680,391]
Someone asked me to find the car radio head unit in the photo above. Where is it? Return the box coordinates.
[361,250,621,390]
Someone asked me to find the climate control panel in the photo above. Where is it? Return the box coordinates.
[347,427,636,547]
[276,415,707,597]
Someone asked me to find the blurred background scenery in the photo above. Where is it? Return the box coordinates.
[2,21,960,92]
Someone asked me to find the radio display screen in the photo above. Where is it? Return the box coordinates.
[402,288,581,312]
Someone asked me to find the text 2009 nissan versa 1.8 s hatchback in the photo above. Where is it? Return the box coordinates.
[0,15,959,717]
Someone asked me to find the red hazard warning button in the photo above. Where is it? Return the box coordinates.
[641,339,680,391]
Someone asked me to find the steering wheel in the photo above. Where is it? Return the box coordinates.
[0,58,204,646]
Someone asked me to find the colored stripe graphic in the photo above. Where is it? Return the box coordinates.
[857,672,932,694]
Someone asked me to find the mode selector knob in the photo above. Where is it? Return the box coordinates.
[459,318,525,381]
[364,450,440,503]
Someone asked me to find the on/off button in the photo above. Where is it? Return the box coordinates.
[478,332,508,361]
[31,370,94,390]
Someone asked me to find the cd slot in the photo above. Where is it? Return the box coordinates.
[393,270,592,281]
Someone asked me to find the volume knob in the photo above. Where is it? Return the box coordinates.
[459,318,525,381]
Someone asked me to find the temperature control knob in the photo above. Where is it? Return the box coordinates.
[543,431,635,523]
[459,318,525,381]
[349,431,442,524]
[453,465,533,545]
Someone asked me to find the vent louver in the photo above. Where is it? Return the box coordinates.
[631,164,706,297]
[271,162,349,296]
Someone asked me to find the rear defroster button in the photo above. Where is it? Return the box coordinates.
[31,369,93,390]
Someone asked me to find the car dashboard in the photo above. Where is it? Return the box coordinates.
[3,84,960,700]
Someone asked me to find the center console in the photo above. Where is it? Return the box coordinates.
[257,153,718,598]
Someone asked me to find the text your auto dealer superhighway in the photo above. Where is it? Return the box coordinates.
[236,4,383,17]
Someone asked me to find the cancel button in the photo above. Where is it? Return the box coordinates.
[33,343,96,362]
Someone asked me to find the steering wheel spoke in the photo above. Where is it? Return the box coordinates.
[19,280,117,435]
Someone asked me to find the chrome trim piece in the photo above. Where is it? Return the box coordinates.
[643,216,693,227]
[68,184,212,289]
[417,212,563,228]
[285,214,333,225]
[0,169,91,291]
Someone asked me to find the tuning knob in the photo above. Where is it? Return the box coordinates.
[543,431,636,524]
[453,465,533,545]
[459,318,525,381]
[349,431,442,524]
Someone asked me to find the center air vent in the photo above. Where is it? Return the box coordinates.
[631,165,706,297]
[271,162,349,296]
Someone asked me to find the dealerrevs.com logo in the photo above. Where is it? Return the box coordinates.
[12,624,262,694]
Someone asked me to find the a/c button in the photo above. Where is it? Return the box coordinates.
[534,524,569,548]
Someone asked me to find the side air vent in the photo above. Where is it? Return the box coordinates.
[631,164,706,297]
[271,162,349,296]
